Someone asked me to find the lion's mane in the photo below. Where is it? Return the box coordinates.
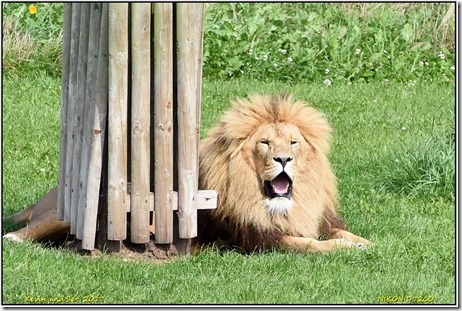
[197,94,345,252]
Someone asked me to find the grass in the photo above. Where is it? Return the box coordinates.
[2,73,455,305]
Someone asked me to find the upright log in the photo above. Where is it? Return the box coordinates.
[107,3,129,242]
[176,3,204,240]
[63,3,82,223]
[82,3,109,250]
[153,3,174,244]
[70,3,91,235]
[130,3,151,244]
[76,2,103,240]
[57,3,72,221]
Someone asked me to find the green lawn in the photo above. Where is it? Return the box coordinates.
[2,73,455,305]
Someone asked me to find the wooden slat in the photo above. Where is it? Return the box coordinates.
[107,3,129,241]
[76,3,103,240]
[82,3,109,250]
[176,3,204,239]
[64,3,81,223]
[130,3,151,244]
[153,3,174,244]
[57,3,72,221]
[70,3,91,235]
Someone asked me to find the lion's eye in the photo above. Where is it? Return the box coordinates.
[290,140,298,145]
[260,139,270,146]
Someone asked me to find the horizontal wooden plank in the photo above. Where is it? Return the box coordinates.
[126,185,217,212]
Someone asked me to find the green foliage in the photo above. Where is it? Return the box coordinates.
[203,3,455,83]
[2,3,456,83]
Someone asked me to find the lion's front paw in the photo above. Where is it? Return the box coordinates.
[3,233,24,243]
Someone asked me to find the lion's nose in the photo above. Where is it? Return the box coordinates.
[273,156,293,168]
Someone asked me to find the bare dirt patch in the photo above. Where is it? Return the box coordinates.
[48,237,181,264]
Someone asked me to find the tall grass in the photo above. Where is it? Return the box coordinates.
[2,3,63,77]
[371,130,455,200]
[2,16,62,77]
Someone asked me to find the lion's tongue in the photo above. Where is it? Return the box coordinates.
[271,175,290,195]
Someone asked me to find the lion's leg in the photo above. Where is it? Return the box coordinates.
[277,235,362,254]
[3,215,70,243]
[3,187,70,243]
[329,229,372,247]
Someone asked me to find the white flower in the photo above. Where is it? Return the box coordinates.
[323,79,332,86]
[324,68,330,74]
[438,52,445,60]
[248,49,253,55]
[274,63,278,67]
[355,48,361,55]
[451,65,455,71]
[287,57,293,62]
[262,55,268,61]
[280,49,287,54]
[40,168,46,173]
[419,61,424,66]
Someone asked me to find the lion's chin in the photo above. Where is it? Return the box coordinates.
[264,197,293,215]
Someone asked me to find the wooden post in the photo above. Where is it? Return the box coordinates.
[82,3,109,250]
[57,2,72,221]
[69,3,90,235]
[153,3,174,244]
[176,3,204,243]
[107,3,129,244]
[64,3,81,223]
[76,3,103,241]
[130,3,151,244]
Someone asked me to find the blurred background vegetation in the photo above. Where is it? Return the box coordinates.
[2,2,455,83]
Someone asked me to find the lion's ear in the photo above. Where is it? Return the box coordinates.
[301,125,332,156]
[291,102,333,156]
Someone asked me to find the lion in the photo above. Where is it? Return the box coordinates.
[3,94,371,254]
[196,94,371,253]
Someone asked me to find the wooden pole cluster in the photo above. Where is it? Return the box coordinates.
[57,3,216,253]
[58,3,109,250]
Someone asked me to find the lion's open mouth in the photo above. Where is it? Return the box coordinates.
[264,172,293,200]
